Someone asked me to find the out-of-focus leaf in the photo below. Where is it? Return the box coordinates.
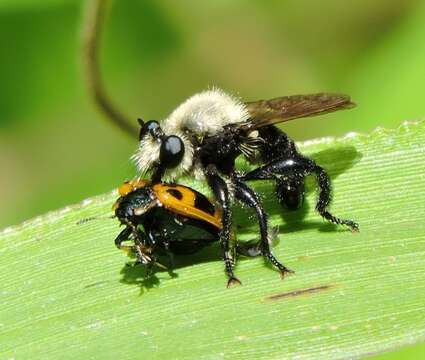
[0,3,80,128]
[0,0,78,11]
[346,1,425,131]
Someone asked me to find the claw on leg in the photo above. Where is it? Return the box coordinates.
[349,221,360,233]
[279,268,295,280]
[227,277,242,288]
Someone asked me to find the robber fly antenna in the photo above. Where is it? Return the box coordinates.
[77,215,116,225]
[137,118,145,140]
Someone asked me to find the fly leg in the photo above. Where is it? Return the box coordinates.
[242,156,358,231]
[205,165,241,287]
[233,178,293,278]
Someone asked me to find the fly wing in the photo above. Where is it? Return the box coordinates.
[241,93,355,130]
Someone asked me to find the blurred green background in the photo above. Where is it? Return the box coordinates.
[0,0,424,358]
[2,0,425,228]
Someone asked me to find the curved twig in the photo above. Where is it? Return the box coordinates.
[82,0,138,138]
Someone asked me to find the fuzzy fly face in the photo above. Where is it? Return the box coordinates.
[132,121,193,181]
[132,89,250,180]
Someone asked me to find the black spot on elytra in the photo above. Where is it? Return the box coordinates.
[167,189,183,200]
[194,192,215,215]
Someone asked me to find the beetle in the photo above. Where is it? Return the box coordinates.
[113,179,268,286]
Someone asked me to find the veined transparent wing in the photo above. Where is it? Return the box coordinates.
[241,93,355,130]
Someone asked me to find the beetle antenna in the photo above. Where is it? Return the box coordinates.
[77,215,115,225]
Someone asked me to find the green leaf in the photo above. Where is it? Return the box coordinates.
[1,121,425,359]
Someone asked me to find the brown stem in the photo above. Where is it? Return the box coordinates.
[82,0,138,138]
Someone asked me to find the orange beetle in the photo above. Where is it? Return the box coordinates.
[114,180,224,273]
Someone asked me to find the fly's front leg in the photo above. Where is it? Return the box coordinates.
[233,179,293,278]
[242,156,358,231]
[205,165,241,287]
[151,164,165,184]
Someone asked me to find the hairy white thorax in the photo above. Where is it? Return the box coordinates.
[132,88,250,180]
[162,88,250,136]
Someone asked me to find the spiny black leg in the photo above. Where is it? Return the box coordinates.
[242,156,358,231]
[314,166,359,231]
[233,179,293,278]
[205,165,241,287]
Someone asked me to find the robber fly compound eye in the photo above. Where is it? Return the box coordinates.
[160,135,185,168]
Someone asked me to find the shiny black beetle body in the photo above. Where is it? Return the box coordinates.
[114,180,222,271]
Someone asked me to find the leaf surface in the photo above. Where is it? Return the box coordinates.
[1,121,425,359]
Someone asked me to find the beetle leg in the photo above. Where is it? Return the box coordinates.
[242,156,359,231]
[233,179,293,278]
[114,226,133,249]
[205,165,241,287]
[163,240,176,270]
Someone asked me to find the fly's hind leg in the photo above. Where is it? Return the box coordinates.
[233,179,294,279]
[314,164,359,231]
[242,156,359,231]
